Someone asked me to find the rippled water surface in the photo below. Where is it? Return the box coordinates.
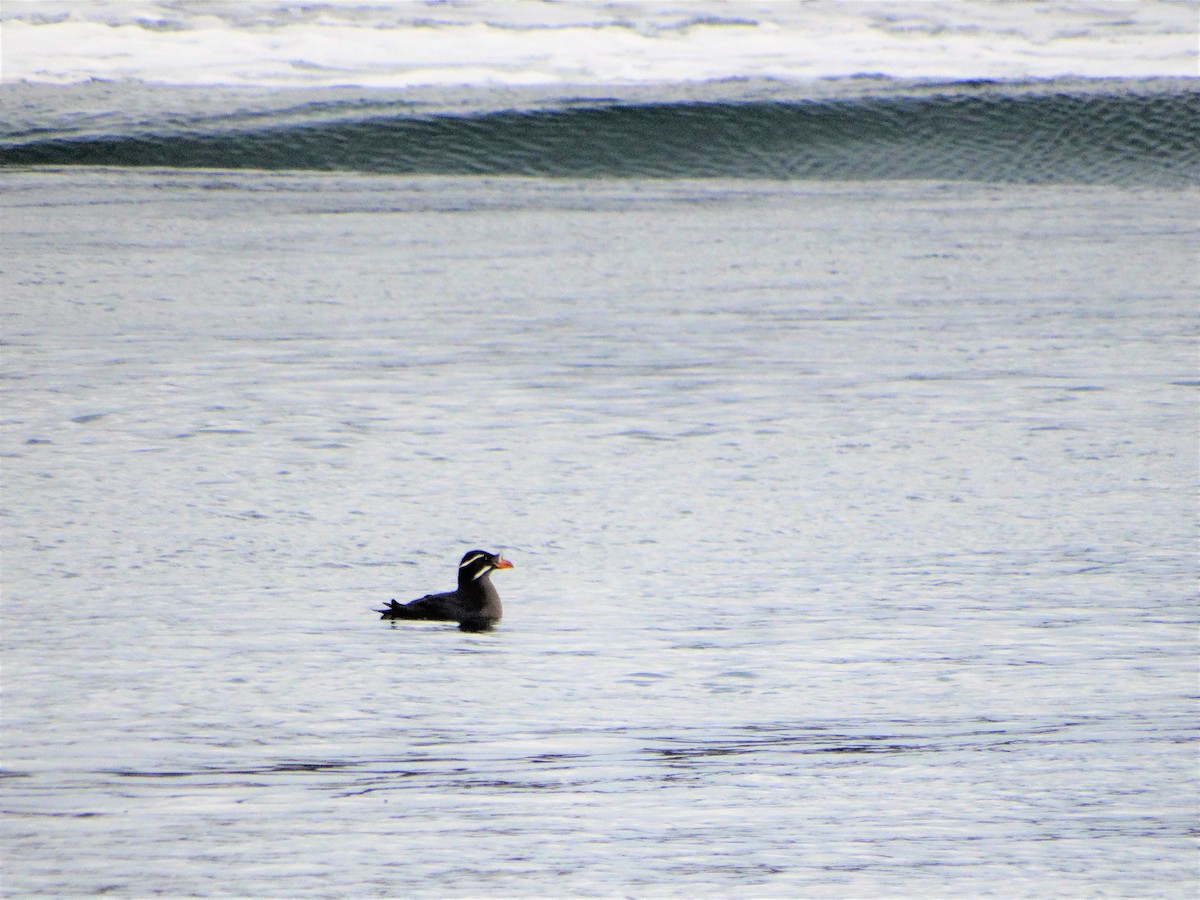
[2,172,1196,896]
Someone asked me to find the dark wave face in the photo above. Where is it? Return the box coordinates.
[3,79,1197,184]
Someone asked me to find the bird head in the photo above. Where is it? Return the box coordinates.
[459,549,513,582]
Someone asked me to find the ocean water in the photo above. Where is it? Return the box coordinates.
[4,1,1198,184]
[3,171,1196,896]
[2,1,1199,897]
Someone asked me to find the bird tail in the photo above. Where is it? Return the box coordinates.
[377,599,407,620]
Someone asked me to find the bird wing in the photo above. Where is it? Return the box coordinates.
[379,590,465,621]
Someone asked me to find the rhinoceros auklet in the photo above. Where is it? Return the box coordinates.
[378,549,513,632]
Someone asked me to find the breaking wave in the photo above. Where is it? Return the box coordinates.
[2,79,1196,185]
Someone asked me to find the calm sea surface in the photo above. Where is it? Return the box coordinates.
[2,171,1196,896]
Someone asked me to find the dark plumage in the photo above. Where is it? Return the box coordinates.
[378,549,513,632]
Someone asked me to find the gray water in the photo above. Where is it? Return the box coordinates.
[2,171,1196,896]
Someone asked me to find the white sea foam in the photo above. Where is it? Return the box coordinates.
[2,0,1196,87]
